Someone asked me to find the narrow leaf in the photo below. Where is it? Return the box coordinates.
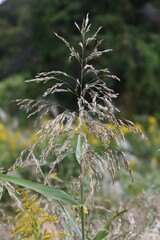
[60,203,82,239]
[0,173,80,206]
[76,134,82,164]
[63,222,71,240]
[93,209,128,240]
[105,209,128,230]
[93,230,108,240]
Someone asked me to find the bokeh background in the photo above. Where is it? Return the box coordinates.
[0,1,160,238]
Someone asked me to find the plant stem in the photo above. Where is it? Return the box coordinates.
[80,32,85,240]
[80,181,85,240]
[32,215,41,240]
[80,33,85,95]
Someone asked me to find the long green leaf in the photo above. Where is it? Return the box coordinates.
[60,203,82,239]
[0,173,80,206]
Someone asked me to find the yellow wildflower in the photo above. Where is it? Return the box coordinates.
[49,172,58,180]
[83,205,88,215]
[75,217,80,222]
[48,172,63,183]
[11,189,67,239]
[107,123,114,130]
[88,133,101,145]
[0,123,5,131]
[148,116,157,125]
[0,131,8,141]
[15,131,22,138]
[129,159,137,170]
[43,234,52,240]
[135,123,144,133]
[81,123,88,133]
[121,126,130,135]
[58,232,70,238]
[74,205,88,215]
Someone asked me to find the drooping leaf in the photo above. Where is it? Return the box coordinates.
[0,173,80,206]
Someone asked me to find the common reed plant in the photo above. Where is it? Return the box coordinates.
[0,14,144,239]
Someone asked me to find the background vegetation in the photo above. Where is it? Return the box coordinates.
[0,1,160,239]
[0,0,160,115]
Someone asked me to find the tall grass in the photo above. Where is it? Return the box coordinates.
[0,14,144,239]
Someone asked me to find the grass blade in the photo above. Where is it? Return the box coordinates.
[60,203,82,239]
[93,230,107,240]
[93,209,128,240]
[104,209,128,230]
[0,173,80,206]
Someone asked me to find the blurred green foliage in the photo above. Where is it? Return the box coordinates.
[0,0,160,114]
[0,74,26,117]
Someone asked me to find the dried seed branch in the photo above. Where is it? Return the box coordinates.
[11,14,144,191]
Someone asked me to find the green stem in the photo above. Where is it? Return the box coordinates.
[32,215,41,240]
[81,181,85,240]
[80,34,85,95]
[80,32,86,240]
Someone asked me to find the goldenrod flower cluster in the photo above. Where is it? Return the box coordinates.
[11,189,69,240]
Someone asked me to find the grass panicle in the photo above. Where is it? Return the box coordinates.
[12,14,143,188]
[0,14,145,240]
